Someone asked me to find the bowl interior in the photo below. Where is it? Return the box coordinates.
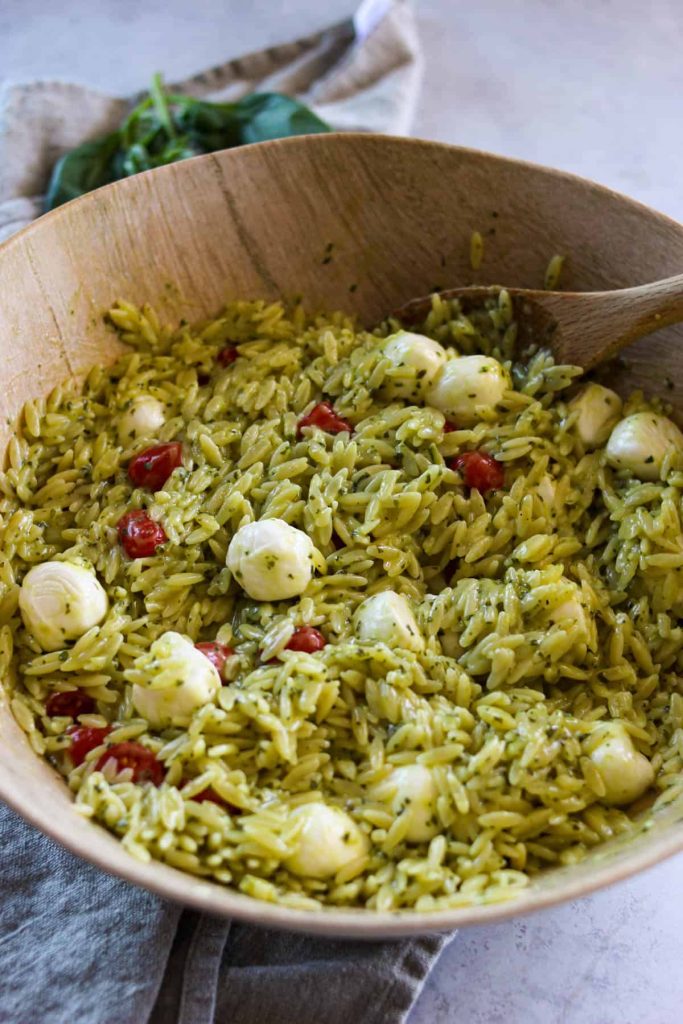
[1,134,682,937]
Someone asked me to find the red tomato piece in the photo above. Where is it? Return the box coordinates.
[192,788,229,807]
[451,451,505,493]
[179,777,239,811]
[195,641,234,677]
[95,741,164,786]
[297,401,352,437]
[217,346,238,367]
[46,690,95,719]
[117,509,167,558]
[128,442,183,491]
[285,626,327,653]
[67,725,112,767]
[443,421,458,433]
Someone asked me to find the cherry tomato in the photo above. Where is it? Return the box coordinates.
[443,421,458,433]
[67,725,112,766]
[285,626,327,653]
[451,451,505,493]
[217,346,238,367]
[46,690,95,719]
[297,401,352,437]
[128,442,183,491]
[195,641,234,677]
[192,788,231,808]
[95,741,164,786]
[117,509,167,558]
[179,777,239,811]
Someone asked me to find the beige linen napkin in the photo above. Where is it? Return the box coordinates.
[0,0,422,242]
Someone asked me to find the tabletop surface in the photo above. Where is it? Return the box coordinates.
[2,2,682,1022]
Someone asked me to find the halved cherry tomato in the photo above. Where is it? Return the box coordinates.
[297,401,352,437]
[192,788,230,808]
[46,690,95,719]
[117,509,167,558]
[128,442,183,491]
[195,641,234,677]
[95,741,164,785]
[217,346,238,367]
[67,725,112,766]
[451,451,504,493]
[285,626,327,653]
[179,778,240,812]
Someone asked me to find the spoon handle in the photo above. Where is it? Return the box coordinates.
[547,272,683,369]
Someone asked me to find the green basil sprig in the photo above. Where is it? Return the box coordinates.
[45,74,330,211]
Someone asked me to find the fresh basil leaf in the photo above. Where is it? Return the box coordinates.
[120,98,165,153]
[44,132,122,211]
[44,79,331,212]
[172,98,243,152]
[149,72,176,139]
[235,93,330,144]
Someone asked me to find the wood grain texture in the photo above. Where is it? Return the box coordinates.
[1,134,682,937]
[397,275,683,373]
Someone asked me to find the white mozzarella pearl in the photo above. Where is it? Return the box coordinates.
[382,331,447,400]
[606,412,683,480]
[131,630,221,728]
[372,764,439,842]
[588,723,654,805]
[354,590,424,653]
[118,395,166,445]
[19,561,109,651]
[568,383,622,449]
[427,355,509,426]
[285,803,368,878]
[227,519,316,601]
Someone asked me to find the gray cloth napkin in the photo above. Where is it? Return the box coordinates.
[0,4,455,1022]
[1,801,454,1024]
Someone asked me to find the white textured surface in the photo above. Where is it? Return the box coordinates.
[1,2,683,1021]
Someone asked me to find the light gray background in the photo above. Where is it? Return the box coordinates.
[2,2,682,1022]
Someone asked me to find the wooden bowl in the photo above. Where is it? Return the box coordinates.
[1,134,682,938]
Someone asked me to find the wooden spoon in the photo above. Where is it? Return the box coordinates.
[393,275,683,371]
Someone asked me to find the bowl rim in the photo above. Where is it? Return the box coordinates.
[1,131,683,938]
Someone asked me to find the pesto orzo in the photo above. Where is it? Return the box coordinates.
[2,290,683,913]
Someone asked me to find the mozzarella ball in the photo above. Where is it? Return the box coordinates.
[285,803,368,878]
[589,723,655,806]
[382,331,447,400]
[227,519,316,601]
[372,764,439,842]
[19,561,109,651]
[354,590,424,652]
[427,355,509,426]
[606,412,683,481]
[535,474,557,510]
[569,383,622,449]
[131,631,221,728]
[117,395,166,445]
[548,583,591,642]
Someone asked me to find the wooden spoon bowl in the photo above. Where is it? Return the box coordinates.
[1,134,683,937]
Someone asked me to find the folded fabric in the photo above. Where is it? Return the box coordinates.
[0,0,422,242]
[0,5,455,1023]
